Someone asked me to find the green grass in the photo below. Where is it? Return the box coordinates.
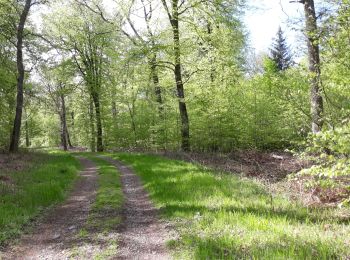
[84,155,123,231]
[0,152,80,246]
[71,154,123,259]
[113,153,350,259]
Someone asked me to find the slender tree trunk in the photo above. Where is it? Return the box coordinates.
[71,111,74,126]
[149,53,167,149]
[66,124,73,148]
[141,0,166,148]
[170,1,190,151]
[60,94,68,151]
[303,0,323,133]
[92,92,103,152]
[9,0,32,152]
[89,97,96,152]
[207,21,215,83]
[112,101,117,118]
[150,53,164,117]
[25,110,29,148]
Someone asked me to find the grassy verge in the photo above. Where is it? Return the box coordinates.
[86,155,123,230]
[113,153,350,259]
[0,152,80,247]
[73,155,123,259]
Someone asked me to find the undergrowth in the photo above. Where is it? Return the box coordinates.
[294,123,350,206]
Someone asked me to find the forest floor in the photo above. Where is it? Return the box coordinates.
[1,151,350,259]
[160,150,343,206]
[101,156,171,259]
[161,150,307,182]
[1,157,99,259]
[115,153,350,259]
[0,154,171,259]
[0,153,40,174]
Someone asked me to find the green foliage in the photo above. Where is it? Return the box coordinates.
[115,153,350,259]
[0,43,16,151]
[300,125,350,175]
[295,123,350,204]
[0,153,79,245]
[1,0,349,156]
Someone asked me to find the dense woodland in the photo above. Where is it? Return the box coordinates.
[2,1,350,258]
[0,1,350,188]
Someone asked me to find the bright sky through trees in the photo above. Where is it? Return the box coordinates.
[245,0,303,52]
[30,0,305,53]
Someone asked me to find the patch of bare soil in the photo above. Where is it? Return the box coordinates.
[1,157,100,260]
[101,156,171,260]
[162,150,309,183]
[0,153,42,174]
[286,176,350,206]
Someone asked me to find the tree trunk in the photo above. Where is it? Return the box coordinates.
[60,94,68,151]
[303,0,323,133]
[89,97,96,152]
[66,124,73,148]
[207,21,215,83]
[112,101,117,118]
[150,53,167,149]
[171,1,190,151]
[150,53,164,116]
[9,0,32,152]
[25,111,30,148]
[92,92,103,152]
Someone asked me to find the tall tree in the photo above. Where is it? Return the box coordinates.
[302,0,323,133]
[73,30,105,152]
[269,27,293,71]
[161,0,190,151]
[141,0,164,121]
[44,1,115,152]
[9,0,32,152]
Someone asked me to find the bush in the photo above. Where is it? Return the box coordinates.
[294,122,350,206]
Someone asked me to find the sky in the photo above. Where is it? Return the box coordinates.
[244,0,305,53]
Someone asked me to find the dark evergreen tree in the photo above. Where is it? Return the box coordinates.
[269,27,293,71]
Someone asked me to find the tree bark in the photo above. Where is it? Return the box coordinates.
[89,97,96,152]
[150,52,168,149]
[167,0,190,151]
[60,94,68,151]
[92,92,103,152]
[9,0,32,152]
[112,101,117,118]
[66,124,73,148]
[25,110,30,148]
[303,0,323,133]
[150,53,164,117]
[207,21,215,83]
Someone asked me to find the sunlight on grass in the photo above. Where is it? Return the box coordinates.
[0,153,80,246]
[82,155,123,231]
[70,155,123,259]
[114,153,350,259]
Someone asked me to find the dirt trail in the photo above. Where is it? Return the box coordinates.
[101,156,171,260]
[1,157,98,260]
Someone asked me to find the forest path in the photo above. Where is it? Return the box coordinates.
[1,157,99,260]
[100,156,171,260]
